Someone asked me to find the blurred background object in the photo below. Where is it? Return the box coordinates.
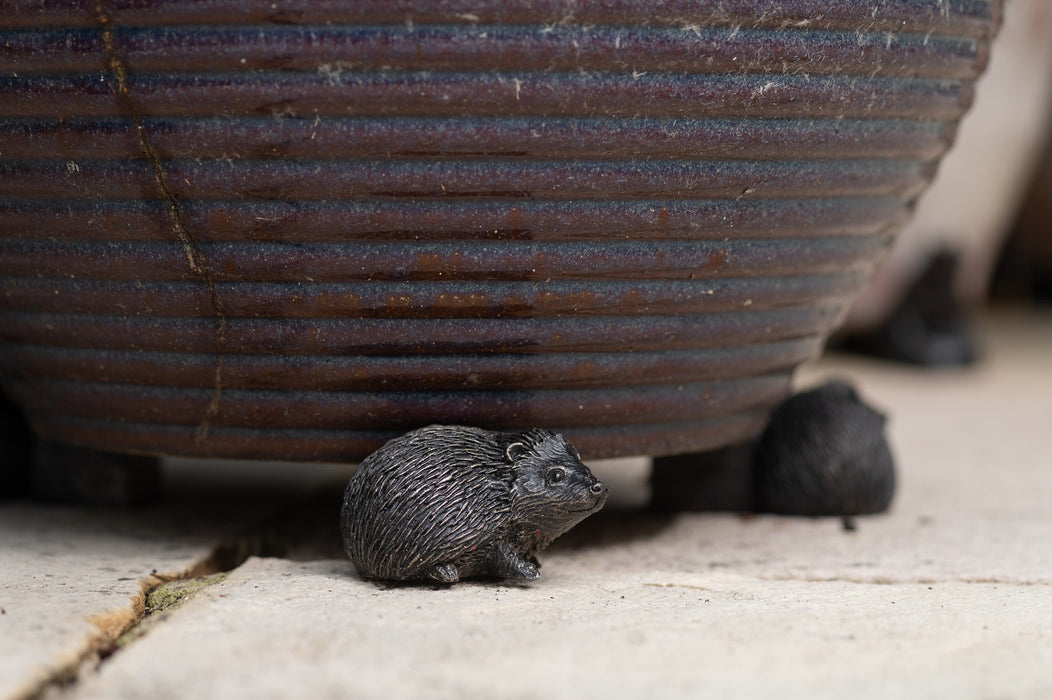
[994,106,1052,302]
[842,0,1052,358]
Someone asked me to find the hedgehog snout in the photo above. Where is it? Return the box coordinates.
[586,478,608,510]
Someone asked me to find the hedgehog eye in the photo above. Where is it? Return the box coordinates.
[546,466,567,485]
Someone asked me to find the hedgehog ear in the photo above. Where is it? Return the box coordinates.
[505,442,527,463]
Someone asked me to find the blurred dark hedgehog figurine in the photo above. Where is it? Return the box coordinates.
[341,425,607,583]
[753,380,896,523]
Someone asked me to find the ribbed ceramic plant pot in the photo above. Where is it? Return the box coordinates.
[0,1,1001,461]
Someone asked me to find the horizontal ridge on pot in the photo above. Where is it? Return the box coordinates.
[2,0,1001,37]
[1,118,958,160]
[0,0,1002,461]
[0,197,910,240]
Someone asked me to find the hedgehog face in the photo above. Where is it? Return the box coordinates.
[505,431,608,539]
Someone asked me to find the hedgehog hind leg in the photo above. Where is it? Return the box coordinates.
[428,563,460,584]
[491,541,540,580]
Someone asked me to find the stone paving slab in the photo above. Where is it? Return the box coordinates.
[0,460,351,700]
[70,556,1051,700]
[0,503,239,700]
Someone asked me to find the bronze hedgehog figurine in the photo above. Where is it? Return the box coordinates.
[341,425,608,583]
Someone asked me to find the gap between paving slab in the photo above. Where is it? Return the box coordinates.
[63,551,1052,700]
[110,572,232,652]
[64,478,1051,698]
[0,459,353,700]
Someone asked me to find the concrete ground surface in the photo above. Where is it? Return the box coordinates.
[2,308,1050,700]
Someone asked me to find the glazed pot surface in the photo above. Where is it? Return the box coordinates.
[0,0,1002,460]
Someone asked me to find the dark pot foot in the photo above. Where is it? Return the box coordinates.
[837,249,979,367]
[650,442,756,512]
[31,440,162,506]
[651,381,897,518]
[752,381,896,517]
[0,391,34,499]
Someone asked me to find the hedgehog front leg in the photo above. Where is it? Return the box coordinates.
[492,540,540,580]
[428,563,460,583]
